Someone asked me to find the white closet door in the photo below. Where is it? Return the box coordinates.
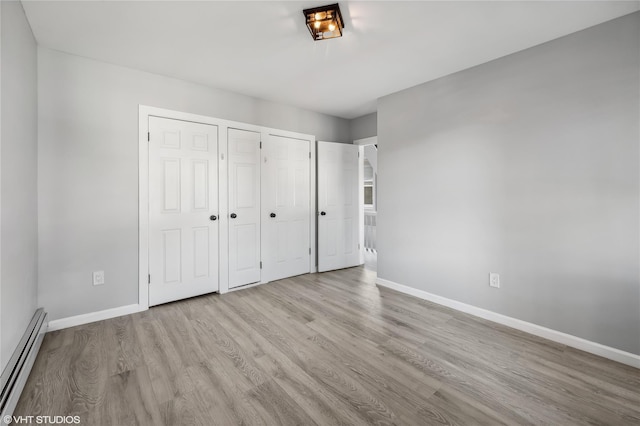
[262,135,311,282]
[148,117,219,306]
[228,128,261,288]
[317,141,361,272]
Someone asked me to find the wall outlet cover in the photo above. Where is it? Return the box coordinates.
[489,272,500,288]
[93,270,105,286]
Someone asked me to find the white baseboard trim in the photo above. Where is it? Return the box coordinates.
[47,304,148,332]
[375,277,640,369]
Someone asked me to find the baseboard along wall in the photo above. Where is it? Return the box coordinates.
[45,279,640,369]
[375,277,640,369]
[47,304,147,332]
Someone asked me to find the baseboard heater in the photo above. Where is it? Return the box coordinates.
[0,308,48,423]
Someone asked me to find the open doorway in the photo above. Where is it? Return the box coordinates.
[355,137,377,272]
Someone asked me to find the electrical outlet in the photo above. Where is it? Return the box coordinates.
[489,273,500,288]
[93,270,105,286]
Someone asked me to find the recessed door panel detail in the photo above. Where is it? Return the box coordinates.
[343,218,354,254]
[276,222,287,263]
[236,165,256,209]
[149,117,219,306]
[235,139,256,154]
[344,170,355,206]
[262,135,311,282]
[326,219,338,257]
[193,160,209,211]
[163,229,182,283]
[192,133,208,151]
[163,159,181,212]
[235,224,258,271]
[318,141,361,272]
[162,130,181,149]
[193,227,210,278]
[327,167,339,207]
[276,168,288,207]
[294,169,305,207]
[228,128,262,289]
[290,219,306,260]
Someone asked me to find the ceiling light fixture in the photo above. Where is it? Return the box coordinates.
[303,3,344,41]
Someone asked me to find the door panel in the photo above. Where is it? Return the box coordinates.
[262,135,311,282]
[149,117,219,306]
[193,227,210,278]
[162,229,182,283]
[228,128,262,288]
[192,160,209,210]
[318,141,361,272]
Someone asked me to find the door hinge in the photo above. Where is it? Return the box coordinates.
[148,274,151,284]
[309,152,311,159]
[358,151,360,158]
[147,132,150,142]
[309,247,311,254]
[260,261,263,269]
[260,141,262,149]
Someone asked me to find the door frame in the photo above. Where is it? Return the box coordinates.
[139,105,316,309]
[353,136,377,264]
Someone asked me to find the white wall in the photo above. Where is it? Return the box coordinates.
[350,112,377,141]
[377,12,640,355]
[38,48,351,321]
[1,0,38,371]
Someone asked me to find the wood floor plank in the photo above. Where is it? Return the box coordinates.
[183,363,266,426]
[133,315,195,404]
[213,299,370,426]
[14,265,640,425]
[244,379,319,426]
[421,384,513,426]
[66,323,110,415]
[104,314,144,377]
[417,335,622,425]
[226,290,400,424]
[307,319,441,390]
[87,367,162,426]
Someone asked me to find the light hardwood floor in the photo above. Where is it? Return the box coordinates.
[15,266,640,425]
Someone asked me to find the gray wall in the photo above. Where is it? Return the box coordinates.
[38,48,351,321]
[1,1,38,371]
[377,12,640,355]
[350,112,377,141]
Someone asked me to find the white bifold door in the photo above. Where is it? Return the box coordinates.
[148,117,219,306]
[262,135,311,282]
[317,141,362,272]
[228,129,262,289]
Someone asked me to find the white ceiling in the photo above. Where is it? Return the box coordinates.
[21,1,640,119]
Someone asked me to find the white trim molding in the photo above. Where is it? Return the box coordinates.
[47,304,147,332]
[375,277,640,369]
[353,136,377,146]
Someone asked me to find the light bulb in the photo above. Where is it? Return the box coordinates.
[329,23,336,31]
[314,21,321,29]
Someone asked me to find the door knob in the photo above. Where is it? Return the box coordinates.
[230,213,237,219]
[270,213,276,218]
[320,211,326,216]
[210,215,217,221]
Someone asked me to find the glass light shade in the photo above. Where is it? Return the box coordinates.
[303,3,344,41]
